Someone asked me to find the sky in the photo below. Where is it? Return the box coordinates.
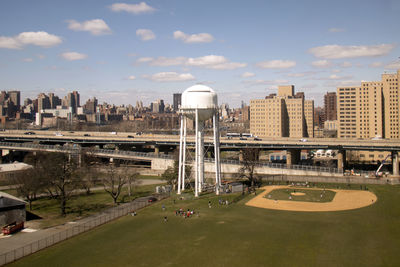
[1,0,400,107]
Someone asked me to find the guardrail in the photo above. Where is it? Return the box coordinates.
[0,194,169,266]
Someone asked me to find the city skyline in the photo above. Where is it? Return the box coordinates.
[1,0,400,107]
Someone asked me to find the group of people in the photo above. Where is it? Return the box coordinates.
[218,199,230,206]
[175,208,196,218]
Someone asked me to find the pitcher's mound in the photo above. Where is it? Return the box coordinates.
[246,186,377,212]
[291,192,305,196]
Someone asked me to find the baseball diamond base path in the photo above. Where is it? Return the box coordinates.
[246,186,377,212]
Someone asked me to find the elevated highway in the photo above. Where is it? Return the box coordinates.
[0,130,399,176]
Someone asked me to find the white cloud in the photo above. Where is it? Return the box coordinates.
[149,56,187,66]
[110,2,156,14]
[287,71,317,77]
[173,30,214,44]
[136,55,246,70]
[340,61,352,68]
[0,31,62,49]
[385,61,400,69]
[0,36,21,49]
[243,79,289,86]
[67,19,111,35]
[311,60,332,68]
[136,29,155,41]
[309,44,395,59]
[148,72,195,82]
[60,52,88,61]
[369,62,382,68]
[316,74,353,80]
[256,60,296,69]
[332,69,341,73]
[128,75,136,80]
[136,57,154,63]
[37,54,45,59]
[22,58,33,62]
[241,72,255,78]
[329,28,345,32]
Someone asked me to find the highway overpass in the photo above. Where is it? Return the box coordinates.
[0,130,399,176]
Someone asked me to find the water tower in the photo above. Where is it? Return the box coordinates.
[178,85,221,197]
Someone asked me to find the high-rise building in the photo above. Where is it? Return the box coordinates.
[382,70,400,139]
[8,91,20,109]
[250,85,314,138]
[67,91,80,114]
[37,93,51,112]
[336,70,400,139]
[84,97,98,114]
[314,106,325,128]
[173,93,181,112]
[324,92,337,121]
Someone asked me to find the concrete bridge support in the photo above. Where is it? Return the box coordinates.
[154,146,160,155]
[392,151,399,177]
[337,150,346,172]
[286,149,300,166]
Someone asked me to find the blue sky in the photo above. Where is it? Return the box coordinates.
[1,0,400,107]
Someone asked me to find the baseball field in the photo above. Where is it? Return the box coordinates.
[7,184,400,267]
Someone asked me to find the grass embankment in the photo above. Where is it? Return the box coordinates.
[267,188,336,202]
[7,184,400,267]
[12,183,162,229]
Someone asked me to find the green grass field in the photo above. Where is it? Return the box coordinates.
[24,184,163,229]
[8,184,400,267]
[267,188,336,202]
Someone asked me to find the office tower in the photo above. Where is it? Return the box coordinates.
[314,106,325,128]
[324,92,337,121]
[173,93,182,112]
[85,97,98,114]
[67,91,80,114]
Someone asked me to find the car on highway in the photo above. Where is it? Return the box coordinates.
[24,131,35,135]
[55,132,63,136]
[239,137,247,140]
[127,135,134,138]
[299,138,308,142]
[254,137,262,141]
[83,134,90,137]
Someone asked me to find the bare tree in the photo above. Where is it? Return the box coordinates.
[9,170,42,211]
[102,164,128,204]
[126,170,140,197]
[29,152,80,215]
[238,148,261,190]
[78,148,101,195]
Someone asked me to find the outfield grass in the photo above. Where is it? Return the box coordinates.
[8,184,400,267]
[267,188,336,202]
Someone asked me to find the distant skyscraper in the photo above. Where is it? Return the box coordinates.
[8,91,20,109]
[67,91,80,114]
[37,93,50,112]
[173,93,181,112]
[324,92,337,121]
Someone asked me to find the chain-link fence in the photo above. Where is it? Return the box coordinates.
[0,194,169,266]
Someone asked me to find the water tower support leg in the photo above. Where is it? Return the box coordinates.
[199,123,204,193]
[177,115,184,195]
[213,113,221,195]
[195,108,199,197]
[182,117,187,191]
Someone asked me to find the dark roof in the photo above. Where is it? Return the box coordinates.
[0,194,26,211]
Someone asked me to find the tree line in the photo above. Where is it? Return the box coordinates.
[9,149,140,215]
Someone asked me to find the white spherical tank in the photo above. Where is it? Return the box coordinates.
[181,84,218,121]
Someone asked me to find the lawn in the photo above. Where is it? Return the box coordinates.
[267,188,336,202]
[8,184,400,267]
[23,184,163,229]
